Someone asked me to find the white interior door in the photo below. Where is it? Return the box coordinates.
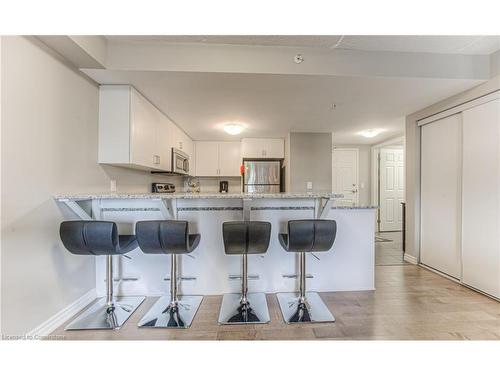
[332,148,359,205]
[379,148,405,231]
[462,98,500,298]
[420,113,462,279]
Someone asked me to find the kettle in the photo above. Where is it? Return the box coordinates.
[219,181,229,193]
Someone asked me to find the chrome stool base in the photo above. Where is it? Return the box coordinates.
[65,296,145,331]
[218,292,270,325]
[277,292,335,324]
[138,295,203,328]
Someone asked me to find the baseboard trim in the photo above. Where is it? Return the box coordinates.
[403,253,418,264]
[26,288,97,338]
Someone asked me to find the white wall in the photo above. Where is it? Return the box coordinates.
[490,50,500,78]
[405,76,500,260]
[289,132,332,192]
[0,36,181,336]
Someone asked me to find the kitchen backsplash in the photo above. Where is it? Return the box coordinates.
[100,165,242,193]
[185,177,242,193]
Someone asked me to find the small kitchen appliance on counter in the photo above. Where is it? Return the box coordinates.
[219,181,229,193]
[152,183,176,193]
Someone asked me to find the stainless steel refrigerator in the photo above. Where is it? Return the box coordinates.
[243,160,282,193]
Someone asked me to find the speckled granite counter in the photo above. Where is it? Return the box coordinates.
[54,192,345,200]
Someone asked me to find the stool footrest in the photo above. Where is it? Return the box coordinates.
[104,277,140,282]
[163,276,197,281]
[282,274,313,279]
[228,274,259,280]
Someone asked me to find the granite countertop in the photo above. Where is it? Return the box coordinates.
[54,192,346,200]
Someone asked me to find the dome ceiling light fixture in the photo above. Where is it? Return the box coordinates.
[223,122,245,135]
[358,129,384,138]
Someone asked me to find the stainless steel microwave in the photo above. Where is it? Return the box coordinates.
[172,148,189,175]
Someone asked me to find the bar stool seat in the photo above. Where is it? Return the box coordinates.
[135,220,202,328]
[59,221,145,330]
[218,221,271,325]
[277,219,337,324]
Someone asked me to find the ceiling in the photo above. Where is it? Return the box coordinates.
[83,69,483,144]
[105,35,500,55]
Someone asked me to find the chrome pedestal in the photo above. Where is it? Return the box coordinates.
[277,252,335,324]
[218,293,270,324]
[66,255,144,330]
[138,254,202,328]
[219,253,270,325]
[138,295,203,328]
[65,296,144,330]
[277,292,335,323]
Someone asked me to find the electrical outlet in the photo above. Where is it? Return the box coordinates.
[306,181,313,190]
[110,180,117,192]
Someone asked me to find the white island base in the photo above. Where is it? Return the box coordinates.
[56,194,376,297]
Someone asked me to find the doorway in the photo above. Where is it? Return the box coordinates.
[332,148,359,205]
[371,137,406,265]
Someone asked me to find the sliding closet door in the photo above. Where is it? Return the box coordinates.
[462,99,500,298]
[420,114,461,279]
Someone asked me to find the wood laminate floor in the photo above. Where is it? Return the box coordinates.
[50,265,500,340]
[375,231,406,266]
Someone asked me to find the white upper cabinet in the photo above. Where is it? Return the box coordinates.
[173,125,194,159]
[98,85,192,173]
[194,141,241,177]
[194,142,219,176]
[219,142,242,176]
[129,89,163,170]
[241,138,284,158]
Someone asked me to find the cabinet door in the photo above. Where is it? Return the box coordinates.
[462,99,500,298]
[219,142,242,176]
[420,114,462,279]
[130,89,158,169]
[195,142,219,176]
[156,116,173,171]
[241,138,263,158]
[263,138,284,158]
[181,131,194,160]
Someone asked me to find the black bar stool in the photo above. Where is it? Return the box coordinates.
[135,220,202,328]
[59,221,145,330]
[218,221,271,324]
[277,219,337,323]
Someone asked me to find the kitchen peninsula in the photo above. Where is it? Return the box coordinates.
[55,192,377,296]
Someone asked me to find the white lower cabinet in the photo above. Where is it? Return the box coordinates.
[194,141,241,177]
[420,97,500,298]
[461,99,500,298]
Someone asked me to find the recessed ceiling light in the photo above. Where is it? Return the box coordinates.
[358,129,384,138]
[223,123,245,135]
